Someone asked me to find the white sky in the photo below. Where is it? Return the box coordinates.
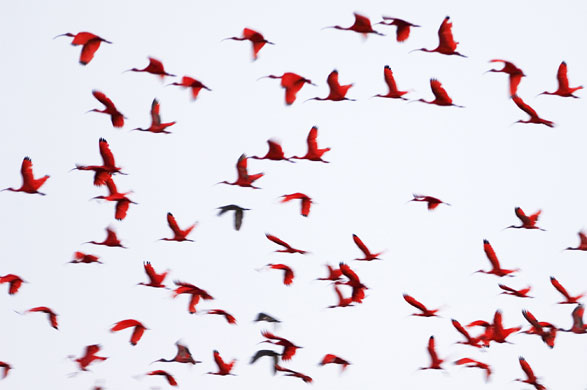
[1,0,587,389]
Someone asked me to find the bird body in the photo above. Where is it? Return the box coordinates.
[416,79,462,107]
[217,204,249,230]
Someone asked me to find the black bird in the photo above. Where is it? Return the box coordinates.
[152,341,201,365]
[254,312,281,324]
[250,349,280,374]
[217,204,250,231]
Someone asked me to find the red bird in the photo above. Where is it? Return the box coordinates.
[373,66,410,99]
[420,336,444,370]
[0,362,11,379]
[377,17,420,42]
[265,234,307,254]
[24,306,58,329]
[451,319,482,348]
[259,73,315,105]
[89,90,125,128]
[251,139,294,162]
[172,280,213,314]
[506,207,544,230]
[91,179,134,218]
[475,239,519,277]
[515,357,546,390]
[74,138,124,186]
[111,319,147,345]
[274,364,313,383]
[154,341,201,364]
[85,226,125,248]
[307,70,354,102]
[3,157,49,196]
[0,274,25,295]
[539,61,583,98]
[564,230,587,251]
[147,370,178,386]
[415,79,463,107]
[320,354,351,371]
[490,310,521,344]
[403,294,440,317]
[70,251,101,264]
[454,358,492,381]
[219,154,264,189]
[266,263,294,286]
[317,264,342,281]
[291,126,331,163]
[133,99,176,134]
[338,262,367,303]
[72,344,107,371]
[412,16,466,57]
[261,331,301,361]
[512,94,554,127]
[55,31,111,65]
[281,193,312,217]
[550,276,584,304]
[409,194,450,210]
[138,261,168,288]
[169,76,211,100]
[499,284,532,298]
[487,59,526,97]
[328,284,354,308]
[205,309,237,324]
[522,310,557,348]
[127,57,175,79]
[559,304,587,334]
[324,13,383,36]
[207,350,236,375]
[224,28,274,60]
[161,213,197,242]
[352,234,383,261]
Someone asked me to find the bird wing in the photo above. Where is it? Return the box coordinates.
[111,319,141,331]
[498,284,516,293]
[326,70,341,92]
[512,95,538,118]
[105,227,118,243]
[321,354,337,365]
[427,336,439,362]
[167,213,181,235]
[579,231,587,246]
[403,294,428,312]
[234,209,243,231]
[529,210,541,224]
[396,23,411,42]
[514,207,530,224]
[266,234,291,249]
[213,350,228,370]
[99,138,116,168]
[351,13,373,31]
[301,198,311,217]
[339,262,360,283]
[437,16,457,51]
[550,276,571,299]
[519,357,535,381]
[150,99,161,126]
[92,90,116,111]
[144,262,158,283]
[352,234,372,256]
[483,240,502,270]
[383,66,399,92]
[557,61,569,90]
[451,319,472,339]
[236,154,249,179]
[307,126,319,152]
[572,305,585,328]
[430,79,452,103]
[115,199,130,221]
[79,38,102,65]
[20,157,35,184]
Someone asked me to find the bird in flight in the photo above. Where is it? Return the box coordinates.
[352,234,383,261]
[224,28,274,60]
[498,284,532,298]
[21,306,59,329]
[254,312,281,324]
[377,17,419,42]
[3,157,49,196]
[219,154,264,189]
[70,252,101,264]
[420,336,445,370]
[515,357,546,390]
[91,178,136,221]
[409,194,450,210]
[138,261,168,288]
[505,207,544,230]
[217,204,249,231]
[0,362,11,379]
[323,13,384,36]
[306,70,354,102]
[487,59,526,97]
[512,94,554,127]
[414,79,463,107]
[259,72,315,105]
[411,16,466,57]
[54,31,111,65]
[85,226,126,248]
[73,138,125,186]
[373,66,410,99]
[260,330,302,361]
[265,263,295,286]
[281,193,313,217]
[565,230,587,251]
[111,319,148,345]
[161,213,197,242]
[70,344,107,372]
[251,139,294,162]
[169,76,211,100]
[550,276,584,304]
[204,309,237,324]
[207,350,236,375]
[454,358,492,381]
[319,354,351,371]
[126,57,175,79]
[153,341,201,364]
[265,234,307,254]
[88,90,125,128]
[539,61,583,98]
[146,370,178,387]
[133,99,176,134]
[0,274,25,295]
[291,126,331,163]
[475,239,519,277]
[403,294,441,317]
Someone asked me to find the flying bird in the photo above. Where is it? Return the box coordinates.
[373,65,410,99]
[71,344,107,371]
[146,370,178,387]
[328,284,355,309]
[377,17,419,42]
[505,207,544,230]
[323,13,384,36]
[559,304,587,334]
[250,349,280,372]
[224,28,274,60]
[319,354,351,371]
[550,276,584,304]
[564,230,587,251]
[411,16,466,57]
[0,274,25,295]
[265,264,295,286]
[475,239,519,277]
[454,358,492,381]
[306,70,354,101]
[70,251,101,264]
[205,309,237,324]
[414,79,463,107]
[3,157,49,196]
[217,204,249,231]
[0,362,11,379]
[317,264,343,281]
[172,281,213,314]
[126,57,175,78]
[89,90,125,128]
[138,261,168,288]
[512,94,554,127]
[259,73,315,105]
[451,319,482,348]
[251,139,294,162]
[274,364,313,383]
[218,154,264,189]
[153,341,201,364]
[539,61,583,98]
[55,31,111,65]
[265,234,307,254]
[403,294,440,317]
[352,234,383,261]
[85,226,125,248]
[73,138,124,186]
[133,99,176,134]
[261,331,302,361]
[498,284,532,298]
[338,262,368,303]
[111,319,147,346]
[291,126,331,163]
[207,350,236,375]
[23,306,58,329]
[254,312,281,324]
[420,336,444,370]
[515,357,546,390]
[169,76,211,100]
[281,193,313,217]
[487,59,526,96]
[91,178,135,221]
[161,213,197,242]
[409,194,450,210]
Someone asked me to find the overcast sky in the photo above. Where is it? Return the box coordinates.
[1,0,587,389]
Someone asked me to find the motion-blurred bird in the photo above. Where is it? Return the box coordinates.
[564,230,587,251]
[319,354,351,371]
[70,251,101,264]
[138,261,168,288]
[153,341,201,364]
[93,178,135,220]
[161,213,197,242]
[487,59,526,97]
[133,99,176,134]
[71,344,107,371]
[281,193,313,217]
[217,204,249,231]
[219,154,264,189]
[251,139,294,162]
[89,90,125,128]
[415,79,463,107]
[0,274,25,295]
[403,294,440,317]
[74,138,124,186]
[265,264,295,286]
[55,31,111,65]
[498,284,532,298]
[111,319,147,346]
[352,234,383,261]
[254,312,281,324]
[409,194,450,210]
[306,70,354,102]
[454,358,492,381]
[539,61,582,98]
[265,234,307,254]
[373,66,410,99]
[323,13,384,36]
[291,126,331,163]
[205,309,237,324]
[420,336,445,370]
[475,240,519,277]
[0,362,11,379]
[259,73,315,105]
[23,306,58,329]
[85,226,125,248]
[207,350,236,375]
[224,28,274,60]
[515,357,546,390]
[261,331,302,361]
[505,207,544,230]
[377,17,419,42]
[411,16,465,57]
[146,370,178,387]
[3,157,49,196]
[169,76,211,100]
[512,94,554,127]
[126,57,175,79]
[550,276,584,304]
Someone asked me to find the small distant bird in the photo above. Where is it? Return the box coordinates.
[338,262,368,303]
[205,309,237,324]
[224,28,274,60]
[89,90,125,128]
[411,16,466,57]
[454,358,492,381]
[328,284,355,309]
[306,70,354,102]
[265,264,295,286]
[23,306,58,329]
[323,13,384,36]
[70,251,101,264]
[261,331,302,361]
[415,79,463,107]
[559,304,587,334]
[3,157,49,196]
[420,336,444,370]
[0,274,25,295]
[85,226,126,248]
[0,362,11,379]
[169,76,211,100]
[73,138,124,186]
[539,61,583,98]
[564,230,587,251]
[281,193,313,217]
[218,154,264,189]
[487,59,526,97]
[54,31,111,65]
[403,294,440,317]
[550,276,584,304]
[499,284,532,298]
[505,207,544,230]
[91,178,136,220]
[489,310,521,344]
[217,204,249,231]
[451,319,482,348]
[71,344,107,371]
[319,354,351,371]
[111,319,147,346]
[146,370,178,387]
[317,264,343,281]
[138,261,168,288]
[250,349,280,372]
[409,194,450,210]
[133,99,176,134]
[254,312,281,324]
[475,239,519,277]
[515,357,546,390]
[291,126,331,163]
[161,213,197,242]
[207,350,236,375]
[153,341,201,364]
[521,309,557,348]
[251,139,294,162]
[373,66,410,99]
[265,234,307,254]
[172,280,213,314]
[126,57,175,79]
[377,17,419,42]
[352,234,383,261]
[512,94,554,128]
[274,364,313,383]
[259,73,315,105]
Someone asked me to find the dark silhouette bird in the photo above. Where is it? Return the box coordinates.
[161,213,197,242]
[409,194,450,210]
[3,157,49,196]
[207,350,236,375]
[251,139,294,162]
[153,341,201,364]
[415,79,463,107]
[487,59,526,96]
[259,73,315,105]
[454,358,492,381]
[169,76,211,100]
[71,344,107,371]
[550,276,584,304]
[224,28,274,60]
[505,207,544,230]
[475,239,519,277]
[254,312,281,324]
[306,70,354,102]
[373,66,410,99]
[539,61,582,98]
[54,32,111,65]
[250,349,280,373]
[498,284,532,298]
[219,154,264,189]
[323,13,384,36]
[265,234,307,254]
[23,306,58,329]
[138,261,168,288]
[274,364,313,383]
[565,230,587,251]
[126,57,175,78]
[73,138,124,186]
[111,319,147,345]
[205,309,237,324]
[133,99,176,134]
[85,226,126,248]
[352,234,383,261]
[217,204,249,231]
[70,251,101,264]
[291,126,331,163]
[377,17,419,42]
[88,90,125,128]
[146,370,178,387]
[0,274,25,295]
[403,294,440,317]
[281,193,313,217]
[411,16,466,57]
[420,336,444,370]
[320,354,351,371]
[515,357,546,390]
[512,94,554,127]
[0,362,11,379]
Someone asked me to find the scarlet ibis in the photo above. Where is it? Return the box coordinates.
[207,350,236,375]
[89,90,125,128]
[54,32,111,65]
[224,28,274,60]
[323,13,384,36]
[265,234,307,254]
[72,344,107,371]
[328,284,354,309]
[0,362,10,379]
[373,66,410,99]
[219,154,264,189]
[306,70,354,102]
[564,230,587,251]
[522,310,557,348]
[261,331,301,361]
[291,126,331,163]
[550,276,584,304]
[451,319,482,348]
[217,204,249,231]
[146,370,178,386]
[111,319,147,345]
[559,304,587,334]
[153,341,201,364]
[411,16,466,57]
[475,240,519,277]
[409,194,450,210]
[281,193,312,217]
[126,57,175,78]
[454,358,491,381]
[415,79,463,107]
[74,138,124,186]
[420,336,444,370]
[319,354,351,371]
[377,17,419,42]
[512,94,554,127]
[317,264,342,281]
[506,207,544,230]
[161,213,197,242]
[85,226,126,248]
[205,309,237,324]
[338,262,367,303]
[3,157,49,196]
[266,264,294,286]
[70,252,101,264]
[539,61,583,98]
[0,274,25,295]
[172,280,213,314]
[403,294,440,317]
[487,59,526,97]
[490,310,521,344]
[133,99,176,134]
[23,306,58,329]
[169,76,211,100]
[274,364,313,383]
[138,261,168,288]
[251,139,294,162]
[515,357,546,390]
[498,284,532,298]
[254,312,281,324]
[259,73,315,105]
[352,234,383,261]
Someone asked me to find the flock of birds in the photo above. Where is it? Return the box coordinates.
[1,6,586,390]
